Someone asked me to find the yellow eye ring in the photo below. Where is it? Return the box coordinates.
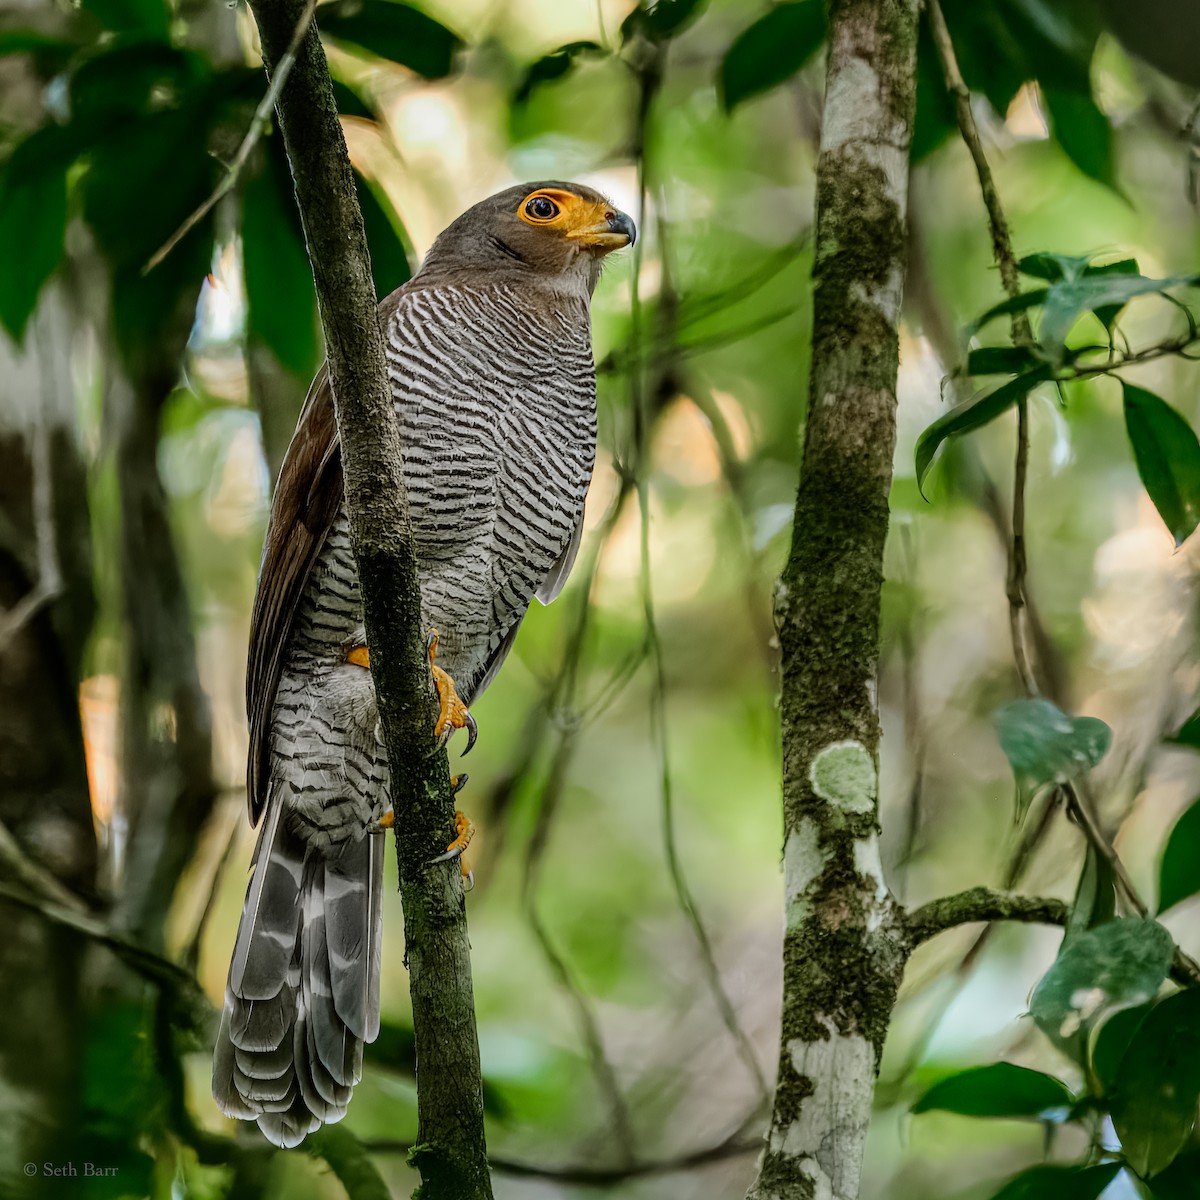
[524,195,559,222]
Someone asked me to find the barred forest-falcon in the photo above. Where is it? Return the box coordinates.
[212,182,635,1146]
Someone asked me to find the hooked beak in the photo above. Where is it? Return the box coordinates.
[567,209,637,252]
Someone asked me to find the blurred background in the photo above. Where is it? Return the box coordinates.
[2,0,1200,1196]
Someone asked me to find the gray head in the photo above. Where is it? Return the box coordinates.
[416,181,637,294]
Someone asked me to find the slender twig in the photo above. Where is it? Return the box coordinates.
[927,0,1040,696]
[905,887,1068,948]
[142,0,318,275]
[363,1133,761,1184]
[0,816,86,911]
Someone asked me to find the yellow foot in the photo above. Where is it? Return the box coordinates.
[427,629,477,754]
[430,810,476,888]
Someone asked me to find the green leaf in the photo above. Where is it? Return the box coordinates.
[1149,1150,1200,1199]
[911,12,955,160]
[966,288,1051,338]
[1090,1003,1150,1093]
[1169,708,1200,751]
[1030,917,1174,1060]
[966,346,1041,376]
[0,125,73,341]
[355,171,411,299]
[719,2,825,112]
[1043,87,1115,188]
[81,105,217,372]
[80,0,169,38]
[912,1062,1073,1119]
[332,78,374,118]
[1158,798,1200,913]
[1112,989,1200,1178]
[1122,382,1200,548]
[988,1164,1122,1200]
[69,40,207,125]
[1039,272,1200,363]
[1017,252,1138,287]
[994,697,1111,818]
[319,1,460,78]
[915,367,1053,493]
[513,41,604,104]
[242,148,320,378]
[622,0,706,44]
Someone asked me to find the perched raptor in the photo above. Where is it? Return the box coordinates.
[212,182,635,1146]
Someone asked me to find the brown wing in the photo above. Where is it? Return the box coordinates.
[246,365,344,826]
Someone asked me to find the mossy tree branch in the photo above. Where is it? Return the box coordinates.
[747,2,918,1197]
[244,2,492,1196]
[904,889,1068,949]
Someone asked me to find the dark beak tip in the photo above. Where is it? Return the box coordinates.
[609,212,637,246]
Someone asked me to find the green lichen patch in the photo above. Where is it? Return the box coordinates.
[809,740,876,813]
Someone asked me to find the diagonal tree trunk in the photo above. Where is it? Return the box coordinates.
[748,2,919,1197]
[245,2,493,1195]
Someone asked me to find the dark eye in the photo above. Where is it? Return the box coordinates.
[526,195,559,221]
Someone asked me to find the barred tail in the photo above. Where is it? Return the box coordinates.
[212,795,384,1148]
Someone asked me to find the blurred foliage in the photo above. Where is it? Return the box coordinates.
[5,0,1200,1197]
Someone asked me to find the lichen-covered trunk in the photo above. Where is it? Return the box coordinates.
[748,2,918,1198]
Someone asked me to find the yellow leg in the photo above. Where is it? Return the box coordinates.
[427,629,478,753]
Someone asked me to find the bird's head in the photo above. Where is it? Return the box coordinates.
[418,181,636,294]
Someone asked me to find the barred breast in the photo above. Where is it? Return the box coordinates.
[270,279,596,850]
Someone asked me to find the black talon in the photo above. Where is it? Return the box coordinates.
[462,711,478,756]
[452,772,469,794]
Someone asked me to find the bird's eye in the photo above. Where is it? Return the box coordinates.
[525,196,559,221]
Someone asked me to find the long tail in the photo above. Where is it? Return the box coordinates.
[212,795,384,1148]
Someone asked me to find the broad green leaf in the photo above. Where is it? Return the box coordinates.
[911,12,955,160]
[332,78,374,118]
[988,1163,1122,1200]
[0,125,73,341]
[622,0,706,44]
[912,1062,1073,1118]
[242,149,320,378]
[1158,798,1200,913]
[355,171,411,300]
[966,346,1041,376]
[720,2,825,112]
[1043,87,1115,188]
[81,105,216,371]
[1122,382,1200,547]
[513,41,604,104]
[1168,708,1200,751]
[69,40,206,125]
[915,367,1053,493]
[80,0,169,38]
[1030,917,1174,1060]
[994,697,1111,817]
[1016,254,1139,333]
[1149,1151,1200,1199]
[319,1,460,78]
[966,289,1051,338]
[1090,1003,1150,1092]
[1112,989,1200,1177]
[1039,273,1200,363]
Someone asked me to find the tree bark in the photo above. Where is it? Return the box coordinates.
[748,2,919,1198]
[244,3,492,1196]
